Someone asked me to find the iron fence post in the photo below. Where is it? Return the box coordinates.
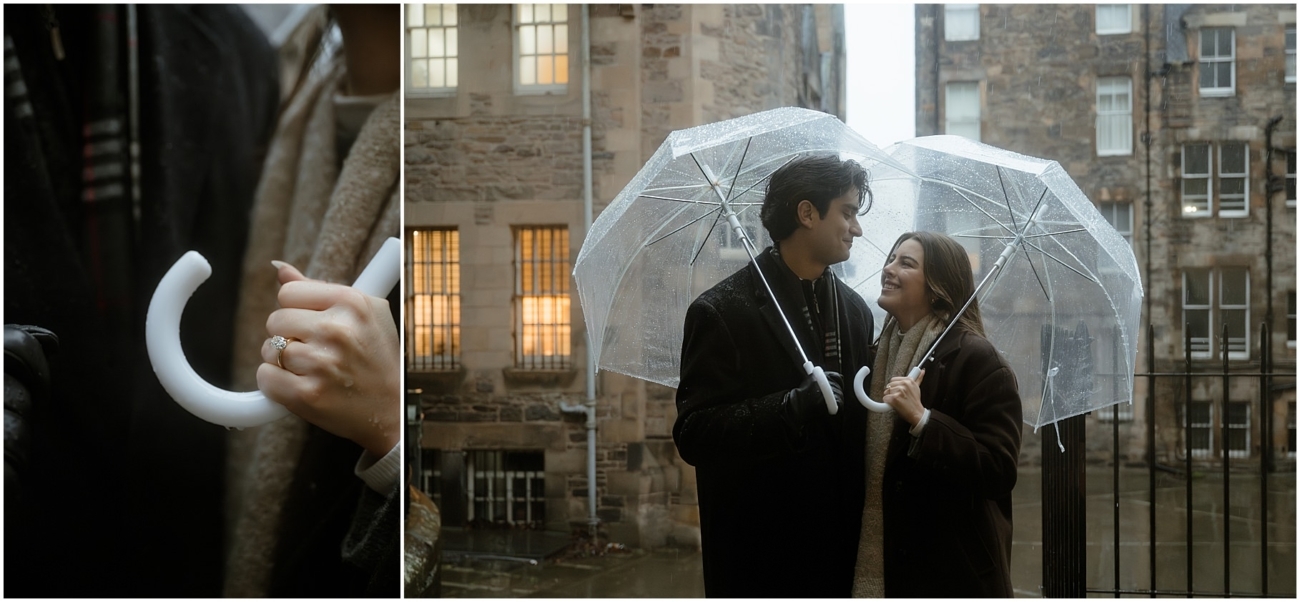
[1041,322,1090,597]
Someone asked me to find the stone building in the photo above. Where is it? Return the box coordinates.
[404,4,846,547]
[915,4,1295,467]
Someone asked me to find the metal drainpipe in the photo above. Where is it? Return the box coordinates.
[562,4,599,547]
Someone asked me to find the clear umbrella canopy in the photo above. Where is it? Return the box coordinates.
[841,135,1143,428]
[574,107,910,389]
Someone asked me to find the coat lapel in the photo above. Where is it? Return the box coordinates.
[750,251,821,370]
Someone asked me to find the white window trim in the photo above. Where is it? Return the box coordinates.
[1286,151,1296,210]
[513,3,571,96]
[1217,143,1249,218]
[1096,4,1133,35]
[945,81,981,141]
[1288,290,1296,349]
[405,4,459,98]
[1286,26,1295,84]
[1218,268,1250,360]
[1184,269,1213,359]
[944,4,980,42]
[1181,144,1212,218]
[1226,402,1251,460]
[1096,77,1133,156]
[1199,27,1236,97]
[1185,401,1214,459]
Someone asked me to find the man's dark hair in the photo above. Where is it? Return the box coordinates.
[759,155,871,242]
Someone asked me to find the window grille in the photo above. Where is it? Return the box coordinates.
[1286,151,1295,208]
[515,4,569,90]
[514,226,571,369]
[407,228,460,370]
[1198,27,1235,96]
[466,450,545,528]
[1225,402,1251,460]
[944,4,979,41]
[945,82,980,141]
[1288,402,1296,459]
[1095,402,1134,423]
[1096,77,1132,156]
[406,4,458,93]
[1096,5,1132,35]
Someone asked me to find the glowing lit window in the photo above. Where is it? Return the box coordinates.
[407,228,460,370]
[515,4,569,91]
[406,4,458,94]
[515,226,571,368]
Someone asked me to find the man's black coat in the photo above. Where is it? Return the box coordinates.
[674,248,875,598]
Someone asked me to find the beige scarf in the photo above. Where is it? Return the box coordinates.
[221,54,400,597]
[852,313,943,597]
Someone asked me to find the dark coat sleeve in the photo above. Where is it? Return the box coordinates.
[672,297,805,469]
[906,334,1022,499]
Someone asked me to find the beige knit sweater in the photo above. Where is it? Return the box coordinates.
[221,44,400,596]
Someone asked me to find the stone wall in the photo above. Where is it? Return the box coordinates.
[407,4,845,549]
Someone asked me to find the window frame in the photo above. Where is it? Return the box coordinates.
[405,4,459,98]
[513,3,571,95]
[513,225,572,370]
[1216,142,1249,218]
[1096,4,1133,35]
[1287,290,1296,349]
[1286,26,1295,84]
[1286,151,1296,209]
[1098,201,1134,246]
[1225,402,1251,460]
[1182,401,1214,459]
[1288,402,1297,459]
[945,81,981,141]
[944,4,980,42]
[1096,76,1133,156]
[1198,27,1236,97]
[406,227,462,371]
[1183,269,1213,359]
[1181,143,1212,217]
[1219,267,1249,360]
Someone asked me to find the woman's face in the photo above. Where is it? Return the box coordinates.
[878,238,931,330]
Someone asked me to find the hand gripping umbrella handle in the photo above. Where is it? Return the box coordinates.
[804,361,839,416]
[145,237,401,429]
[854,365,923,413]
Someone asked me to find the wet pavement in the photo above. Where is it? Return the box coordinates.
[441,468,1295,597]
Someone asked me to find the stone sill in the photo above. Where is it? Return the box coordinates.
[408,368,468,394]
[502,367,578,389]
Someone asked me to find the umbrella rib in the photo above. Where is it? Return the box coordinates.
[640,193,721,206]
[1024,227,1088,239]
[1020,244,1052,302]
[950,187,1017,237]
[996,166,1020,233]
[723,137,754,203]
[645,206,722,248]
[689,209,728,267]
[1022,239,1102,284]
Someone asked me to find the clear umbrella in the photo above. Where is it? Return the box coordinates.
[573,107,912,414]
[843,135,1143,429]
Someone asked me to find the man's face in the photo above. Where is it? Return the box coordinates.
[805,188,864,267]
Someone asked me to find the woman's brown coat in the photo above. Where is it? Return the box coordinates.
[878,329,1022,597]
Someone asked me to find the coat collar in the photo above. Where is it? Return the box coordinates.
[749,247,830,368]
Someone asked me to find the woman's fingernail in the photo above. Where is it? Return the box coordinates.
[271,260,289,271]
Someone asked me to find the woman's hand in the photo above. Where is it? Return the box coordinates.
[257,261,400,457]
[882,370,926,427]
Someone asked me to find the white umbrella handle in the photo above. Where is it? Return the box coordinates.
[854,365,923,413]
[803,361,838,416]
[145,237,401,429]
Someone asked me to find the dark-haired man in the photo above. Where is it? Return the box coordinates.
[674,155,877,597]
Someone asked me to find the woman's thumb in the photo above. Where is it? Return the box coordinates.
[271,260,307,285]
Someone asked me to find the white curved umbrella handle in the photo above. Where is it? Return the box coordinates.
[854,365,923,413]
[804,361,839,416]
[146,237,401,429]
[853,365,891,413]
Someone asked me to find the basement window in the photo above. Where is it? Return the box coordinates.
[467,450,546,528]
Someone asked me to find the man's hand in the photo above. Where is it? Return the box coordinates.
[782,370,844,425]
[256,262,399,457]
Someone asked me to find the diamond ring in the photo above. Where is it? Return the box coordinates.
[270,335,297,370]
